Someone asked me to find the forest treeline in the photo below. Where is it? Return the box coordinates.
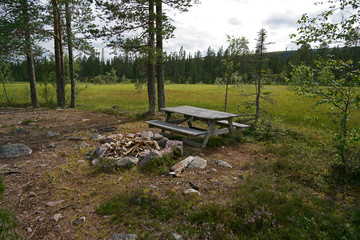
[9,44,360,85]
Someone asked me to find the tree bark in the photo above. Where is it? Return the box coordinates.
[156,0,166,111]
[21,0,39,108]
[52,0,66,108]
[65,1,76,108]
[147,0,156,114]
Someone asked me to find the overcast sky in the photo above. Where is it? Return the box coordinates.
[162,0,329,55]
[95,0,330,58]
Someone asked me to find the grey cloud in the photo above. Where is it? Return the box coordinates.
[228,17,242,26]
[264,10,299,29]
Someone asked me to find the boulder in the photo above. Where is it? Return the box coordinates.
[187,157,207,169]
[215,160,232,168]
[0,144,32,159]
[138,150,162,167]
[115,157,139,167]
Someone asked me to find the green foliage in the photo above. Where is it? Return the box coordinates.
[140,154,179,175]
[290,58,360,165]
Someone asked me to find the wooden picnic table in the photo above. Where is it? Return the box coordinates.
[146,106,250,148]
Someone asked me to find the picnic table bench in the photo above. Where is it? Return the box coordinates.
[146,106,250,148]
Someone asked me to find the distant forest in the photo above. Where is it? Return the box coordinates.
[10,44,360,85]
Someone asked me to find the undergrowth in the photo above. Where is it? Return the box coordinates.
[0,178,18,239]
[97,125,359,239]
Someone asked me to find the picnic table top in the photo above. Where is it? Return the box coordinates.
[160,106,241,120]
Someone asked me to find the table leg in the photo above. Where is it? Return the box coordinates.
[227,118,236,143]
[201,120,215,148]
[165,112,172,122]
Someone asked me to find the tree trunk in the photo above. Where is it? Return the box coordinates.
[147,0,156,114]
[52,0,66,108]
[21,0,39,108]
[224,76,229,112]
[156,0,166,111]
[255,49,263,127]
[65,1,76,108]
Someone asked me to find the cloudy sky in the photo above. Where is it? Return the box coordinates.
[161,0,329,55]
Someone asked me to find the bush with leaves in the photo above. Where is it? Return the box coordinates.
[289,58,360,167]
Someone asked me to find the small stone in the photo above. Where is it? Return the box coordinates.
[38,217,45,222]
[90,133,105,141]
[11,128,29,134]
[78,142,89,149]
[141,131,153,139]
[47,131,60,137]
[138,150,150,159]
[26,227,32,233]
[35,164,47,168]
[187,157,207,169]
[215,160,232,168]
[126,133,135,138]
[27,192,37,197]
[92,159,99,166]
[78,160,85,163]
[115,157,139,167]
[209,168,217,173]
[52,213,62,222]
[73,216,86,225]
[110,233,138,240]
[45,200,65,207]
[135,132,142,137]
[184,189,201,195]
[82,119,90,122]
[169,232,183,240]
[48,142,55,148]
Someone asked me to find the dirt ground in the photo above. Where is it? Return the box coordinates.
[0,107,256,239]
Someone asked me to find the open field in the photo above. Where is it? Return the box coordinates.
[1,83,359,130]
[0,84,359,239]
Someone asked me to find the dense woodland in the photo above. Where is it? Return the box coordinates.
[9,44,360,85]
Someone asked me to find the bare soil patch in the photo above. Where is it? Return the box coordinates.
[0,107,255,239]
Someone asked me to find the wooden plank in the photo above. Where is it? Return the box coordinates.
[146,120,207,136]
[161,106,241,120]
[216,120,251,129]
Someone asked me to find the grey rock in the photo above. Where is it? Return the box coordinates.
[165,140,183,156]
[126,133,135,138]
[90,133,105,141]
[26,227,32,233]
[161,147,174,158]
[96,143,110,157]
[48,142,55,148]
[47,131,60,137]
[92,159,100,166]
[45,200,65,207]
[135,132,142,137]
[187,157,207,169]
[184,189,201,195]
[215,160,232,168]
[169,232,183,240]
[209,168,217,173]
[0,144,32,159]
[73,216,86,225]
[11,128,29,134]
[138,150,150,159]
[152,133,164,141]
[157,138,169,149]
[115,157,139,167]
[141,131,153,139]
[52,213,62,222]
[110,233,138,240]
[139,150,162,167]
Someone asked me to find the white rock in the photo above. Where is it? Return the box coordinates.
[52,213,62,222]
[215,160,232,168]
[184,189,201,195]
[187,157,207,169]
